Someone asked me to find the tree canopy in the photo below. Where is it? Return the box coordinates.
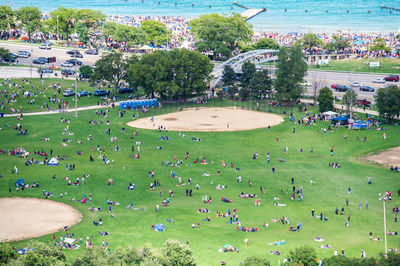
[47,7,79,40]
[325,35,351,52]
[15,6,42,40]
[317,87,334,112]
[249,69,272,100]
[140,20,168,46]
[114,24,147,46]
[369,38,391,54]
[295,33,323,49]
[0,5,14,32]
[375,85,400,121]
[190,13,253,58]
[342,89,358,118]
[253,38,280,50]
[275,45,308,104]
[288,246,317,266]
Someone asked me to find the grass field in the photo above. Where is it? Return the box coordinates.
[0,100,399,265]
[310,58,400,74]
[0,78,138,114]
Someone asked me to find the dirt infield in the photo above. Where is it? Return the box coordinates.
[0,197,82,242]
[364,146,400,167]
[127,107,284,132]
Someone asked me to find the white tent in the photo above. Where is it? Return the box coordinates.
[322,111,337,120]
[140,45,153,50]
[64,238,76,245]
[180,41,191,49]
[47,157,59,166]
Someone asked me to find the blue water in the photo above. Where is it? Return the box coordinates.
[6,0,400,32]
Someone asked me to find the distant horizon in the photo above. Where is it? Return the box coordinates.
[7,0,400,33]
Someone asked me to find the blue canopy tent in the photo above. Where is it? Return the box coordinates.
[15,179,24,187]
[154,223,165,231]
[332,114,350,126]
[353,120,367,129]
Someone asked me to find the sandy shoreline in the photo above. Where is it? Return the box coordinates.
[127,107,284,132]
[0,197,82,242]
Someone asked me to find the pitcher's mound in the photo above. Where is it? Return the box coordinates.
[127,107,284,132]
[0,197,82,242]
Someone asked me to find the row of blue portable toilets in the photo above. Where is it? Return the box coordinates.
[119,99,158,110]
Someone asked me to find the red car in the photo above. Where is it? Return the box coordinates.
[384,75,399,82]
[357,99,371,107]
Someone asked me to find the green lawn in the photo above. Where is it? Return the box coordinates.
[0,78,137,114]
[0,101,399,265]
[310,58,400,74]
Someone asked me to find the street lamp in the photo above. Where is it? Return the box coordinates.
[75,74,78,118]
[378,192,388,257]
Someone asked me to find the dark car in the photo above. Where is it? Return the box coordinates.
[118,87,134,94]
[331,84,350,92]
[77,90,91,97]
[38,57,49,63]
[85,49,98,55]
[384,75,399,82]
[70,53,83,58]
[66,59,82,66]
[3,56,16,62]
[94,89,110,96]
[66,50,80,55]
[359,86,375,92]
[41,68,53,73]
[33,59,46,64]
[61,69,76,76]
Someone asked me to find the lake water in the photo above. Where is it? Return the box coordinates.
[7,0,400,32]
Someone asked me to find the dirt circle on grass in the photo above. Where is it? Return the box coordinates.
[364,146,400,167]
[0,197,82,242]
[127,107,284,132]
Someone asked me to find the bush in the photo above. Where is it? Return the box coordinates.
[288,246,317,266]
[243,256,270,266]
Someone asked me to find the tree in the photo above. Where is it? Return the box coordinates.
[161,239,196,266]
[0,5,14,32]
[0,47,11,62]
[190,13,253,58]
[15,7,42,41]
[75,22,90,44]
[243,256,270,266]
[18,241,66,266]
[114,24,146,46]
[79,65,93,79]
[342,89,358,118]
[73,247,108,266]
[325,35,351,52]
[222,65,235,87]
[141,20,168,46]
[375,85,400,122]
[101,22,117,41]
[317,87,334,112]
[295,33,323,49]
[77,9,105,30]
[249,69,272,100]
[323,255,377,266]
[253,38,279,50]
[91,52,133,96]
[275,45,308,104]
[107,246,143,265]
[288,246,317,266]
[370,38,391,55]
[48,7,79,40]
[239,61,256,100]
[127,49,212,100]
[0,243,16,264]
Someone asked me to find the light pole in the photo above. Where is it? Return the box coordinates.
[57,15,59,41]
[75,74,78,118]
[379,193,388,257]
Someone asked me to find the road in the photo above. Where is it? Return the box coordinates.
[0,42,100,70]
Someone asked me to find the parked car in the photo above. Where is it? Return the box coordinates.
[77,90,92,97]
[38,44,51,50]
[38,57,49,63]
[3,56,16,62]
[61,62,74,67]
[62,89,75,97]
[356,99,371,107]
[66,50,80,55]
[384,75,399,82]
[32,59,46,64]
[359,86,375,92]
[66,59,82,66]
[94,89,110,96]
[17,50,31,58]
[61,69,76,76]
[350,81,363,87]
[299,81,312,87]
[41,68,53,73]
[331,84,350,92]
[70,53,83,58]
[85,49,98,55]
[372,78,386,84]
[118,87,134,94]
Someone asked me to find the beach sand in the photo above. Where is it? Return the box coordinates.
[127,107,284,132]
[0,197,82,242]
